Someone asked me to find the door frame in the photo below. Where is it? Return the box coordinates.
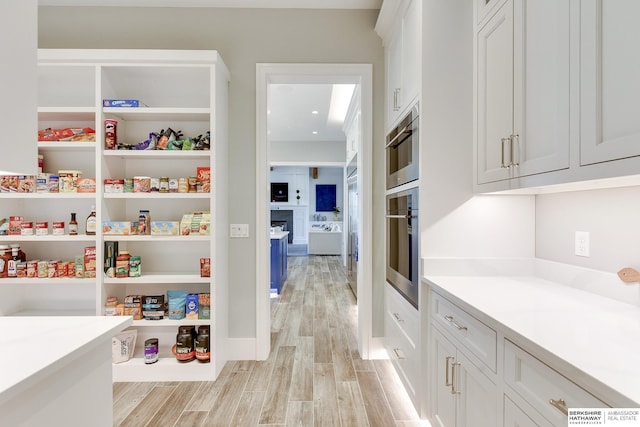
[255,63,373,359]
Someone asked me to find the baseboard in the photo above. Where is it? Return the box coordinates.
[369,337,389,359]
[224,338,259,361]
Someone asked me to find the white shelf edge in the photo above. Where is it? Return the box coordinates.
[104,274,209,284]
[9,309,95,316]
[103,235,210,242]
[104,192,211,199]
[37,141,97,150]
[129,318,211,327]
[112,356,215,382]
[0,235,97,242]
[103,107,210,115]
[0,193,96,199]
[0,278,94,285]
[38,106,96,113]
[103,150,211,159]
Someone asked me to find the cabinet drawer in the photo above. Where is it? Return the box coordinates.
[386,307,420,399]
[386,283,419,346]
[504,340,609,425]
[431,291,497,372]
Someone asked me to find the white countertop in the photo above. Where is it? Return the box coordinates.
[270,231,289,240]
[424,271,640,406]
[0,316,132,405]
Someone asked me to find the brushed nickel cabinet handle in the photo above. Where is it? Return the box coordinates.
[444,315,468,331]
[451,362,461,395]
[445,356,454,387]
[549,398,568,416]
[510,134,520,167]
[501,137,509,168]
[393,348,405,360]
[393,312,403,322]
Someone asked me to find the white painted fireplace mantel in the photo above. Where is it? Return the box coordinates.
[270,204,309,244]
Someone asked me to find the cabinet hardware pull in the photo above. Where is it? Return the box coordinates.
[393,348,405,360]
[445,356,454,387]
[451,362,461,395]
[549,398,568,416]
[393,312,403,322]
[501,137,511,168]
[510,134,520,167]
[384,124,411,149]
[444,315,468,331]
[393,88,401,111]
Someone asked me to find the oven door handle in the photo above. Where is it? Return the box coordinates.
[385,214,415,219]
[384,125,412,149]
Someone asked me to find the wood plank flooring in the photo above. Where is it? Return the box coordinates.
[113,255,428,426]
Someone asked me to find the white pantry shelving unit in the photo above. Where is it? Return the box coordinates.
[0,49,229,383]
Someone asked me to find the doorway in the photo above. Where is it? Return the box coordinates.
[256,63,373,360]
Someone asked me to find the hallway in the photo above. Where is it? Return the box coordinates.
[113,256,425,426]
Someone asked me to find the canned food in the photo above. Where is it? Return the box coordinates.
[144,338,159,364]
[52,221,65,236]
[21,222,34,236]
[36,221,48,236]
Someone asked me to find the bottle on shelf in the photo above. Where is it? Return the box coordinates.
[69,213,78,236]
[9,244,26,262]
[86,206,97,236]
[0,245,10,278]
[7,247,20,278]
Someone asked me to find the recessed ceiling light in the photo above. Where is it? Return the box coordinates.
[312,131,318,135]
[311,110,319,115]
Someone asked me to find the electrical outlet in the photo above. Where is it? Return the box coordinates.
[575,231,590,257]
[230,224,249,238]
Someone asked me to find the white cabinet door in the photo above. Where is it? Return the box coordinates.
[504,396,541,427]
[401,0,421,114]
[476,0,570,186]
[476,0,514,184]
[455,350,498,427]
[386,24,403,127]
[432,327,457,427]
[580,0,640,165]
[512,0,570,178]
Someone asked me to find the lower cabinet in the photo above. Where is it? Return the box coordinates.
[427,289,613,427]
[385,283,421,409]
[431,326,498,427]
[270,235,287,294]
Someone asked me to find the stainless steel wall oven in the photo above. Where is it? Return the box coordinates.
[386,187,419,309]
[386,105,419,189]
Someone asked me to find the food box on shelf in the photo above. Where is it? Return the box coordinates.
[180,212,210,236]
[84,246,97,278]
[77,178,96,193]
[58,170,82,193]
[150,221,180,236]
[103,99,141,107]
[103,221,132,235]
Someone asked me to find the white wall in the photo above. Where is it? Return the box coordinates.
[271,140,345,164]
[536,186,640,273]
[38,7,385,339]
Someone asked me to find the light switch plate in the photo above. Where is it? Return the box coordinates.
[230,224,249,238]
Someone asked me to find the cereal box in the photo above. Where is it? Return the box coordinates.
[196,167,210,193]
[84,246,97,278]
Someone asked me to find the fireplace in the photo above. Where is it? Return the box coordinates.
[271,210,293,243]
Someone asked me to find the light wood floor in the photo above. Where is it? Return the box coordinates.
[113,255,426,427]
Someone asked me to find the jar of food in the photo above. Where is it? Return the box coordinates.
[144,338,159,364]
[174,325,196,362]
[195,325,210,363]
[137,210,150,235]
[115,251,131,278]
[159,177,169,193]
[0,245,11,278]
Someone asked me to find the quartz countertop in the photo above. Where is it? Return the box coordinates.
[423,258,640,406]
[270,231,289,240]
[0,316,132,405]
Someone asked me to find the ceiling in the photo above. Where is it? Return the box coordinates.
[268,84,355,143]
[38,0,382,8]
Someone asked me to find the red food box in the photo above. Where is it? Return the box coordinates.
[9,216,23,236]
[196,167,210,193]
[84,246,97,278]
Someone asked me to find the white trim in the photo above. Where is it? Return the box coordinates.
[256,63,374,360]
[225,338,258,361]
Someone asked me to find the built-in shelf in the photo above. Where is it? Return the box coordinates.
[0,235,96,242]
[104,193,210,199]
[103,150,211,160]
[9,308,95,316]
[104,235,210,242]
[37,106,96,121]
[0,193,96,199]
[103,107,210,121]
[37,141,97,151]
[112,355,213,382]
[131,318,210,327]
[104,274,208,284]
[0,278,94,285]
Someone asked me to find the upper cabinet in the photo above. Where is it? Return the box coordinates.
[377,0,421,130]
[580,0,640,166]
[475,0,570,186]
[475,0,640,192]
